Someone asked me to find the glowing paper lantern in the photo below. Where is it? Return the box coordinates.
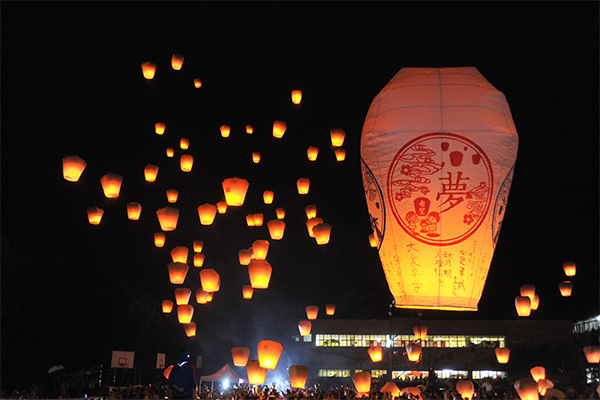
[514,377,539,400]
[306,218,324,238]
[305,306,319,320]
[368,233,378,248]
[184,322,196,337]
[313,223,331,245]
[380,382,400,398]
[206,292,214,302]
[334,148,346,161]
[413,325,428,341]
[100,173,122,198]
[170,246,189,263]
[171,53,184,70]
[216,201,228,214]
[530,294,540,310]
[179,138,190,150]
[155,122,166,135]
[325,304,336,315]
[242,285,254,299]
[246,360,267,385]
[520,284,536,302]
[238,249,253,266]
[162,300,174,313]
[177,305,194,324]
[222,177,250,206]
[156,207,179,231]
[253,213,264,227]
[272,121,287,138]
[220,125,231,138]
[144,164,159,182]
[154,232,166,247]
[257,340,283,369]
[530,366,545,382]
[537,379,554,396]
[291,90,302,105]
[166,189,179,203]
[193,241,204,253]
[231,347,250,367]
[361,67,518,311]
[305,205,317,219]
[495,347,510,364]
[562,261,576,277]
[267,219,286,240]
[167,262,189,284]
[263,190,274,204]
[352,371,371,394]
[195,289,209,304]
[127,202,142,220]
[252,240,269,260]
[166,148,174,158]
[558,281,573,297]
[87,207,104,225]
[515,296,531,317]
[246,125,254,134]
[248,260,272,289]
[180,154,194,172]
[298,320,312,336]
[289,365,309,389]
[62,155,87,182]
[307,146,319,161]
[276,208,285,219]
[330,128,346,147]
[246,214,255,227]
[193,253,205,267]
[251,152,261,164]
[584,345,600,363]
[200,269,220,292]
[368,342,383,362]
[174,288,192,305]
[141,61,156,79]
[197,203,217,225]
[193,78,202,88]
[296,178,310,194]
[163,365,174,379]
[406,343,421,362]
[456,380,475,400]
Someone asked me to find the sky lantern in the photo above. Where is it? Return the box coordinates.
[174,288,192,305]
[257,340,283,369]
[154,232,166,248]
[220,125,231,138]
[166,189,179,203]
[252,240,269,260]
[352,371,371,395]
[584,345,600,363]
[305,205,317,219]
[298,320,312,336]
[267,219,285,240]
[413,325,428,341]
[184,322,196,337]
[307,146,319,161]
[162,300,174,314]
[171,53,184,70]
[515,296,531,317]
[156,207,179,231]
[330,128,346,147]
[222,177,249,206]
[216,201,228,214]
[179,138,190,150]
[306,217,324,238]
[334,148,346,162]
[406,343,421,362]
[193,78,202,88]
[305,305,319,320]
[167,262,189,284]
[368,342,383,362]
[313,223,331,245]
[87,207,104,225]
[155,122,166,135]
[246,214,255,227]
[325,304,336,315]
[291,90,302,104]
[197,203,217,225]
[272,120,287,138]
[248,259,272,289]
[296,178,310,194]
[200,269,220,292]
[144,164,159,182]
[127,202,142,220]
[195,289,209,304]
[62,155,87,182]
[276,208,285,219]
[514,377,539,400]
[520,284,536,302]
[166,148,174,158]
[141,61,156,79]
[530,366,545,382]
[380,382,401,399]
[558,281,573,297]
[177,305,194,324]
[252,152,261,164]
[530,294,540,310]
[163,365,174,379]
[562,261,576,277]
[537,379,554,396]
[456,380,475,400]
[253,213,264,227]
[180,154,194,172]
[246,360,267,385]
[238,249,253,265]
[193,253,205,268]
[231,347,250,367]
[495,347,510,364]
[246,125,253,134]
[361,67,519,311]
[242,285,254,299]
[170,246,189,264]
[288,365,309,389]
[368,233,378,248]
[263,190,274,204]
[193,240,204,253]
[100,173,122,198]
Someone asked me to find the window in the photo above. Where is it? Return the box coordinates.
[371,370,387,378]
[317,369,350,378]
[315,334,505,349]
[472,370,507,379]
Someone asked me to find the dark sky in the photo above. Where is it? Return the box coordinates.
[1,1,598,389]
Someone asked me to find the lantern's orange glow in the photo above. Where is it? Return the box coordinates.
[87,207,104,225]
[562,261,576,277]
[291,90,302,104]
[272,121,287,139]
[380,382,401,399]
[252,240,269,260]
[197,203,217,225]
[100,173,123,198]
[305,205,317,219]
[334,148,346,161]
[163,365,174,379]
[154,232,166,247]
[307,146,319,161]
[368,233,378,247]
[184,322,196,337]
[222,177,250,206]
[174,288,192,305]
[330,128,346,147]
[515,296,531,317]
[170,246,189,263]
[246,125,254,134]
[246,214,255,227]
[252,152,261,164]
[155,122,166,135]
[406,343,421,362]
[263,190,274,204]
[179,138,190,150]
[305,306,319,320]
[171,53,184,70]
[537,379,554,396]
[520,284,536,302]
[193,78,202,88]
[298,320,312,336]
[530,366,545,382]
[180,154,194,172]
[216,201,227,214]
[193,241,204,253]
[495,347,510,364]
[296,178,310,194]
[193,253,205,267]
[325,304,336,315]
[558,281,573,297]
[242,285,254,299]
[514,377,539,400]
[166,148,174,157]
[306,217,324,238]
[248,259,272,289]
[246,360,267,385]
[267,219,286,240]
[289,365,309,389]
[141,61,156,79]
[530,294,540,310]
[313,223,331,245]
[127,202,142,220]
[166,189,179,203]
[200,269,220,292]
[258,340,283,369]
[177,305,194,324]
[220,125,231,138]
[253,213,264,227]
[584,345,600,363]
[276,208,285,220]
[144,164,159,182]
[167,262,189,284]
[368,343,383,362]
[231,347,250,367]
[162,300,174,313]
[352,371,371,394]
[62,155,87,182]
[156,207,179,231]
[456,381,475,400]
[238,249,253,266]
[195,289,209,304]
[207,291,215,302]
[413,325,428,341]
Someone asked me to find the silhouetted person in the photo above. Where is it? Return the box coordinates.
[168,349,197,399]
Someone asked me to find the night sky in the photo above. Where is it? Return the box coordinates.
[1,1,598,391]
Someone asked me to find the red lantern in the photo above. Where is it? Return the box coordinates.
[257,340,283,369]
[141,61,156,79]
[305,205,317,219]
[87,207,104,225]
[413,325,428,341]
[289,365,309,389]
[144,164,159,182]
[520,284,536,302]
[495,347,510,364]
[584,345,600,363]
[325,304,336,316]
[273,121,287,139]
[313,223,331,245]
[166,148,174,158]
[231,347,250,367]
[127,202,142,220]
[406,343,421,362]
[562,261,576,277]
[368,342,383,362]
[162,300,174,313]
[515,295,531,317]
[306,218,324,238]
[171,53,184,70]
[530,366,545,382]
[200,269,220,292]
[197,203,217,225]
[155,122,166,135]
[246,360,267,385]
[242,285,254,299]
[263,190,274,204]
[296,178,310,194]
[220,125,231,138]
[193,253,205,268]
[180,154,194,172]
[166,189,179,203]
[252,240,269,260]
[100,173,123,198]
[62,155,87,182]
[193,78,202,88]
[352,371,371,394]
[216,201,228,214]
[174,288,192,305]
[298,320,312,336]
[305,306,319,320]
[238,249,253,266]
[184,322,196,337]
[156,207,179,231]
[179,137,189,149]
[167,262,189,284]
[195,289,209,304]
[334,148,346,162]
[276,208,286,220]
[222,177,250,206]
[330,128,346,147]
[193,241,204,253]
[291,90,302,105]
[306,146,319,161]
[177,305,194,324]
[170,246,189,263]
[456,381,475,400]
[267,219,286,240]
[252,152,261,164]
[368,233,378,247]
[253,213,264,227]
[514,377,539,400]
[154,232,166,248]
[248,259,272,289]
[558,281,573,297]
[245,125,253,134]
